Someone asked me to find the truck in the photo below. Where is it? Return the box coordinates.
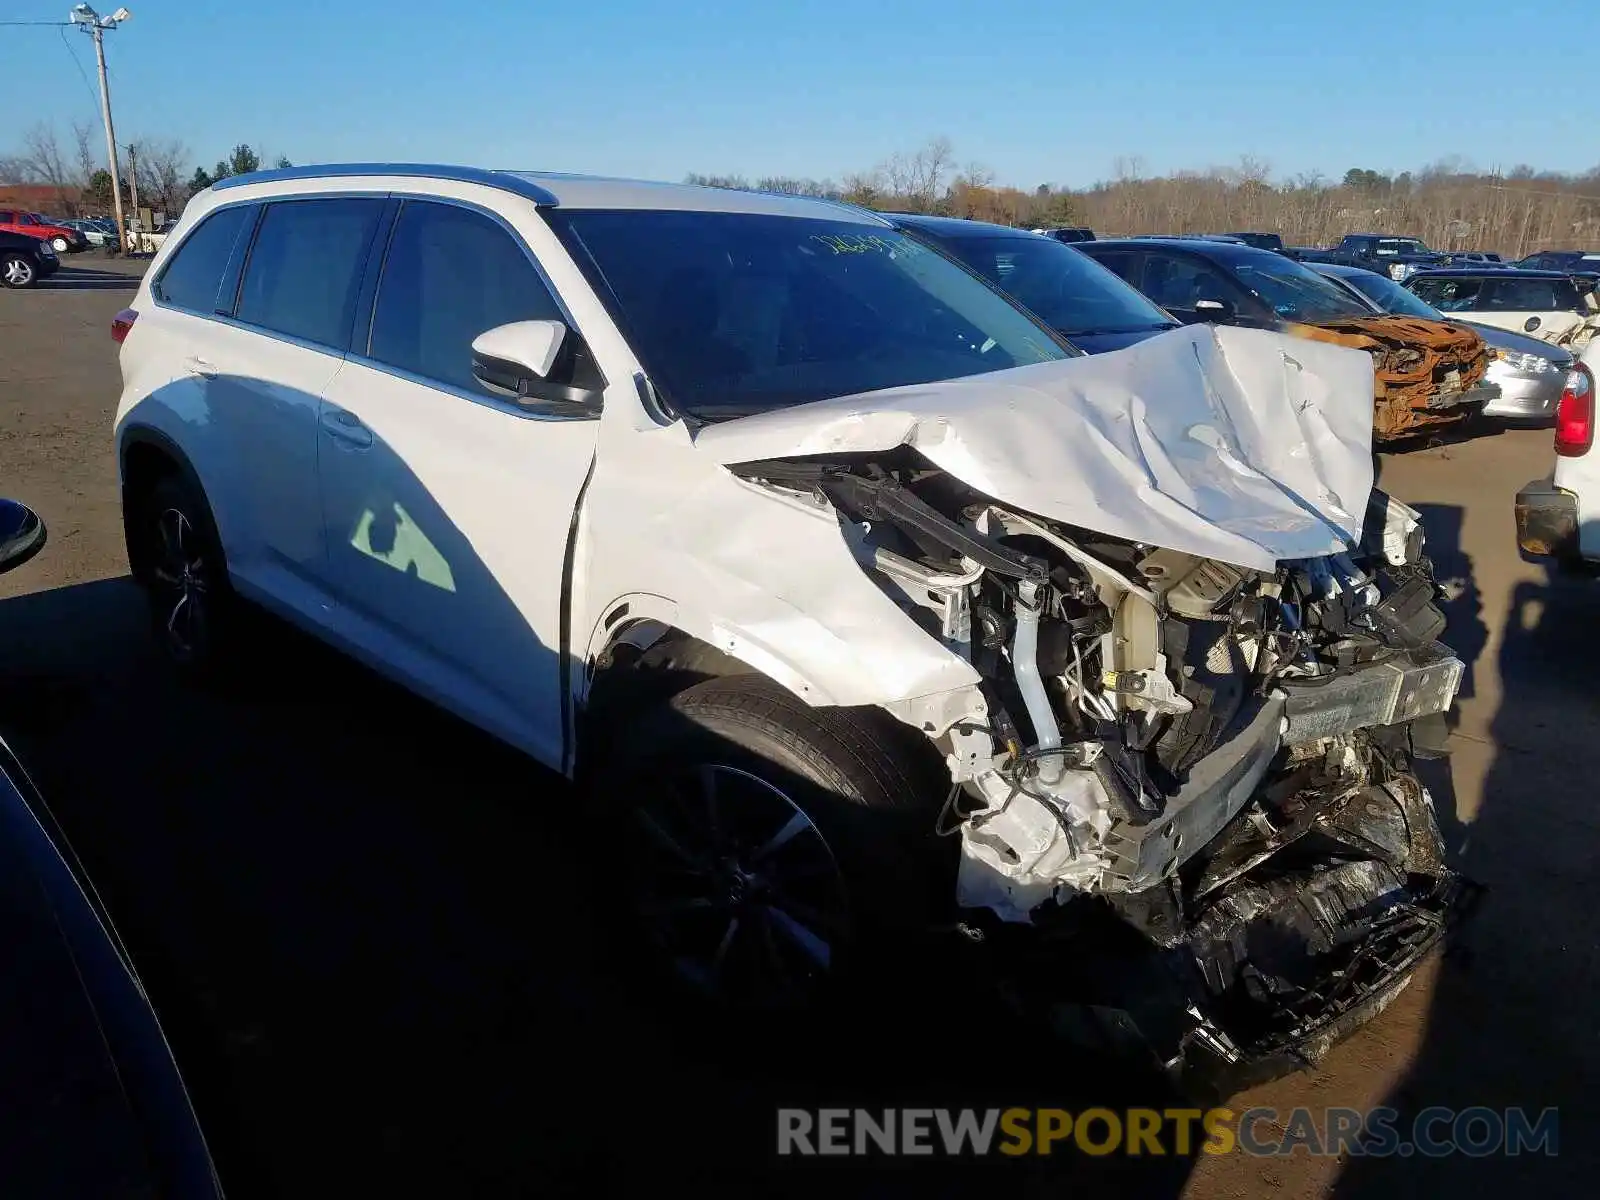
[1296,234,1450,281]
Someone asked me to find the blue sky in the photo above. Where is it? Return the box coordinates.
[7,0,1598,188]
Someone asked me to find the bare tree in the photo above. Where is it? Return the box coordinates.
[16,124,81,205]
[73,121,98,185]
[129,138,191,215]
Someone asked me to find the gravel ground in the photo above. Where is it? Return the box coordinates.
[1,264,1591,1197]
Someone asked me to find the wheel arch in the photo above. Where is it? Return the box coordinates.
[118,426,229,583]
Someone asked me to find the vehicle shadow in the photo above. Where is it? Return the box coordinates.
[1329,526,1599,1193]
[37,265,141,291]
[0,385,1206,1197]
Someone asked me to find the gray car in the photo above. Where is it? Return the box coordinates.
[1313,262,1572,422]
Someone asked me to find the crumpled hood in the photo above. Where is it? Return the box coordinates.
[693,323,1376,571]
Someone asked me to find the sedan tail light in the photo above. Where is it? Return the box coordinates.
[111,308,138,344]
[1555,363,1595,457]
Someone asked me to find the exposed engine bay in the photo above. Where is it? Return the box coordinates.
[729,449,1475,1080]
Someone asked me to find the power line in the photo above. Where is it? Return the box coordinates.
[57,24,100,109]
[0,20,73,25]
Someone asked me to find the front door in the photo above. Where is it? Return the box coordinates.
[314,199,600,767]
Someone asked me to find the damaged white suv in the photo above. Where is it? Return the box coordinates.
[114,165,1470,1083]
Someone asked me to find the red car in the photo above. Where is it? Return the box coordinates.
[0,209,87,253]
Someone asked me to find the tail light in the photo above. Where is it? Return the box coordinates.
[1555,363,1595,457]
[111,308,138,344]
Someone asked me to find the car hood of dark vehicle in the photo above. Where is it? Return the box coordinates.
[693,323,1378,572]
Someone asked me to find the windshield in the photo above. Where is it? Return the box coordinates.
[926,233,1176,337]
[551,211,1071,420]
[1377,238,1430,256]
[1342,271,1445,320]
[1233,256,1374,322]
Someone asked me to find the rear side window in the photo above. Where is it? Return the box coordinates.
[152,205,251,313]
[236,198,385,350]
[1480,276,1581,313]
[367,200,578,395]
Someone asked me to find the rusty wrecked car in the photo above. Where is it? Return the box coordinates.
[1079,237,1494,441]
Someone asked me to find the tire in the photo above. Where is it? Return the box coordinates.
[1,252,37,289]
[596,674,954,1012]
[50,236,70,253]
[131,473,238,677]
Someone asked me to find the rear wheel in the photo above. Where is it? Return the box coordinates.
[597,674,953,1012]
[132,474,237,676]
[1,252,36,288]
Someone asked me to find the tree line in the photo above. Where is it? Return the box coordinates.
[689,139,1600,257]
[0,123,289,218]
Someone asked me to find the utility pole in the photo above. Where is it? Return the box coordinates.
[70,7,133,253]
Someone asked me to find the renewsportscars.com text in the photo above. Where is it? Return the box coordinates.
[777,1106,1559,1158]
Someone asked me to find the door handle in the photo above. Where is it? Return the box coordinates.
[183,355,216,378]
[320,408,374,449]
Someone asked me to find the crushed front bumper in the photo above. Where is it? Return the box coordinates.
[1515,478,1580,561]
[981,771,1479,1097]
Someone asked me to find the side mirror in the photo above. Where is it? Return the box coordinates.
[0,498,46,576]
[470,320,602,413]
[1193,298,1235,322]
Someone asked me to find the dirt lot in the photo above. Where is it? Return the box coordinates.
[1,264,1591,1197]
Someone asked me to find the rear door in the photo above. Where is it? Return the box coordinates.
[313,197,602,767]
[203,196,391,616]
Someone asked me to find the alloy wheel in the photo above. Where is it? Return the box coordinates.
[149,507,210,660]
[3,257,34,287]
[631,763,849,1007]
[51,237,69,253]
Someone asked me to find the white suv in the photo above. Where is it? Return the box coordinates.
[1516,344,1598,561]
[114,164,1471,1079]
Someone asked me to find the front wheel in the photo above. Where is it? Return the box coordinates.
[1,252,37,289]
[596,675,953,1011]
[50,236,70,253]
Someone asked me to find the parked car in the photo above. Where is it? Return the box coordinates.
[885,214,1181,352]
[1515,341,1598,563]
[1078,236,1493,441]
[1036,226,1095,243]
[114,164,1472,1085]
[1405,268,1600,351]
[61,217,115,247]
[1217,232,1286,253]
[1296,233,1450,280]
[0,228,60,288]
[0,497,224,1199]
[0,208,87,253]
[1444,251,1503,265]
[1313,262,1573,422]
[1513,249,1600,273]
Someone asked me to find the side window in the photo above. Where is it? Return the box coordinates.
[1480,278,1560,312]
[1138,253,1236,311]
[368,200,598,397]
[235,198,385,350]
[152,205,252,313]
[1084,249,1137,284]
[1410,277,1480,311]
